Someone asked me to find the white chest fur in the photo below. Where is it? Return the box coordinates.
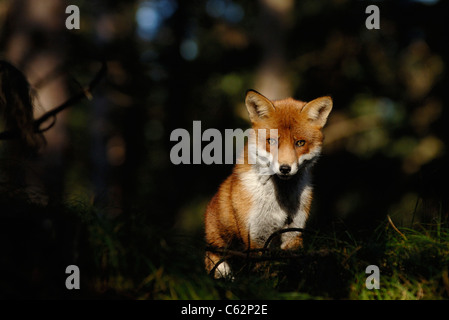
[240,167,312,247]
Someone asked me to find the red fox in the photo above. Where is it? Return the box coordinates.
[204,90,333,278]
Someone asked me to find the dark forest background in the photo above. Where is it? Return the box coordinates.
[0,0,448,299]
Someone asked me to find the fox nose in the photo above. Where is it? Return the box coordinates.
[279,165,291,175]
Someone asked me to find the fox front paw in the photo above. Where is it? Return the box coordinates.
[280,235,303,250]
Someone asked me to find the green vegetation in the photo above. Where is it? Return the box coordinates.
[0,186,449,300]
[4,192,446,300]
[73,201,449,300]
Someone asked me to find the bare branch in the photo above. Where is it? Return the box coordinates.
[206,228,309,277]
[0,61,107,140]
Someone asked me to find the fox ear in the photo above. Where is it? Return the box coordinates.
[245,89,275,122]
[302,96,333,128]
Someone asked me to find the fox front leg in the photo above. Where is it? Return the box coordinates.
[205,251,232,279]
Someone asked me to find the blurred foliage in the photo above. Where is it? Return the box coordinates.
[0,0,449,299]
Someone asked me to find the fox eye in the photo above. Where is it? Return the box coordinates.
[296,140,306,147]
[267,138,277,145]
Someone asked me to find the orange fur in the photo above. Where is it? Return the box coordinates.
[205,90,332,278]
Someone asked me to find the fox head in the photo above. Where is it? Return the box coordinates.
[245,89,332,180]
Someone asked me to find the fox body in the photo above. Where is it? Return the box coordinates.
[204,90,332,278]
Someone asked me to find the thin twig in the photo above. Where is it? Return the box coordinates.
[33,61,107,133]
[387,215,408,241]
[206,246,304,262]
